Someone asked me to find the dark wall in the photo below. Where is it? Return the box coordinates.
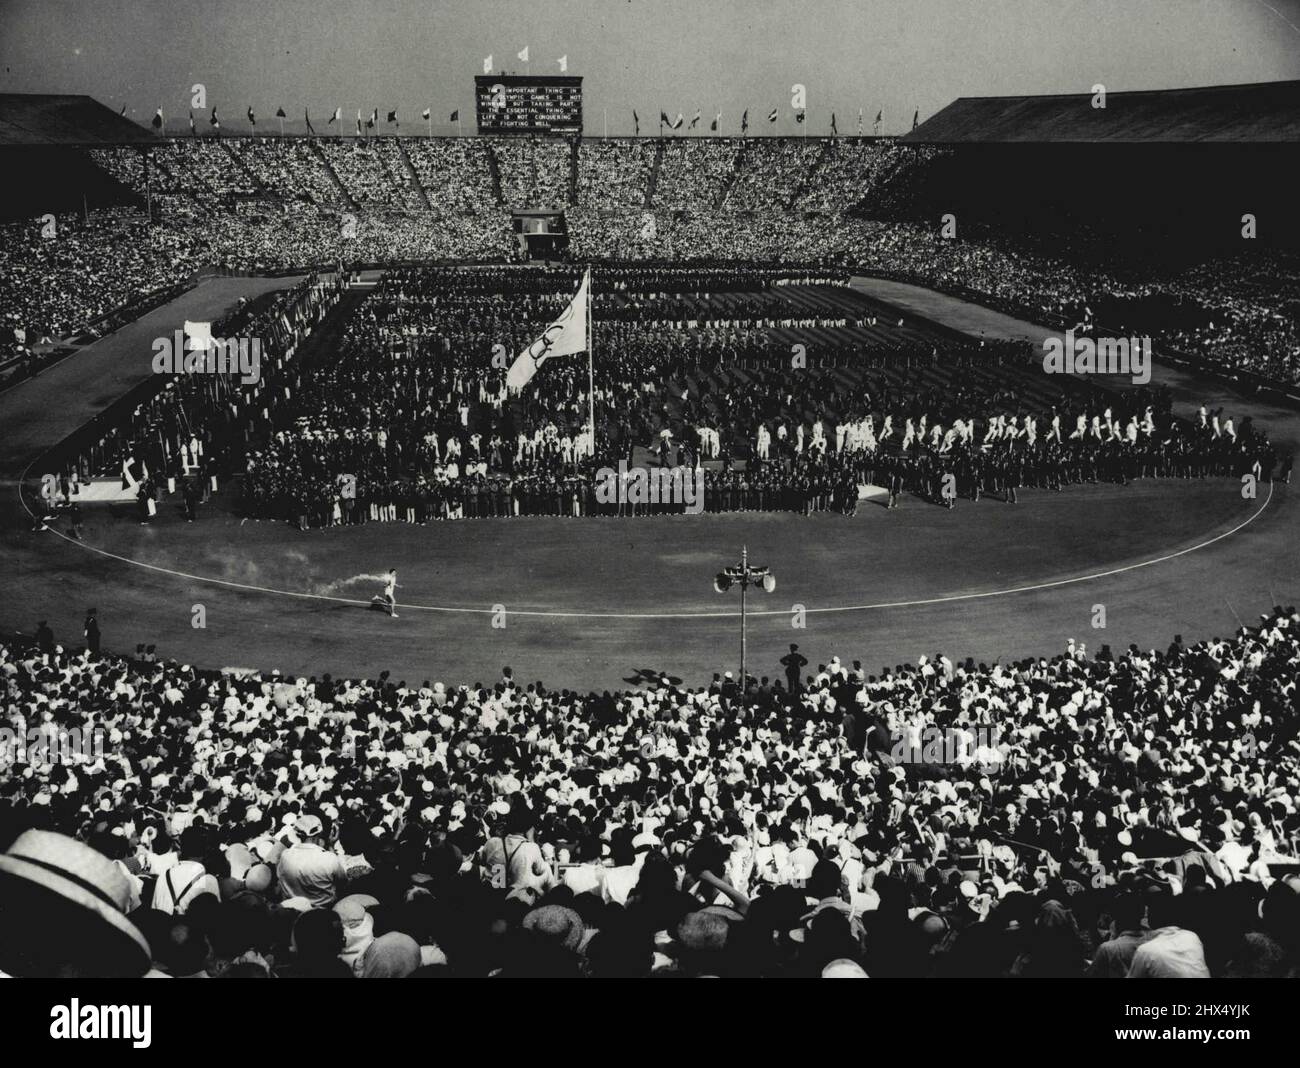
[0,146,139,221]
[868,143,1300,261]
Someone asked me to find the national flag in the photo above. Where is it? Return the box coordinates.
[741,109,749,134]
[356,110,362,135]
[189,111,197,136]
[710,112,720,132]
[387,110,398,126]
[795,110,805,124]
[151,108,163,130]
[209,107,220,128]
[857,107,863,135]
[421,108,431,120]
[875,109,882,123]
[671,112,684,130]
[328,106,341,124]
[449,109,459,122]
[633,109,639,135]
[368,108,378,128]
[483,55,493,74]
[276,107,286,118]
[247,106,256,127]
[557,54,567,72]
[659,110,670,127]
[517,46,529,62]
[688,109,700,129]
[830,112,837,135]
[119,104,127,116]
[506,270,590,390]
[767,108,778,123]
[305,108,315,133]
[912,108,919,129]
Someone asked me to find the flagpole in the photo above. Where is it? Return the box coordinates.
[586,268,595,456]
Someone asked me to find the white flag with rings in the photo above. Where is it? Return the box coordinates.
[506,270,589,390]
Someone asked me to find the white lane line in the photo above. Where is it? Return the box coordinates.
[15,475,1275,620]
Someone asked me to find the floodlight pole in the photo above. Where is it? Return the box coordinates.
[740,544,748,688]
[714,544,775,696]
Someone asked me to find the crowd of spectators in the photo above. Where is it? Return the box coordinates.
[0,208,202,360]
[3,602,1298,977]
[652,139,740,209]
[404,139,500,212]
[3,137,1295,392]
[578,139,656,208]
[725,140,824,210]
[316,140,422,209]
[491,136,572,210]
[223,139,349,206]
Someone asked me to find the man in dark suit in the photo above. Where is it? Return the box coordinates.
[781,643,808,693]
[84,608,101,657]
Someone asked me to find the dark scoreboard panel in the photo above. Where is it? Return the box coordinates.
[475,75,583,135]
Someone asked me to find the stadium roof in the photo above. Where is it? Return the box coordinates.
[0,94,156,146]
[905,80,1300,144]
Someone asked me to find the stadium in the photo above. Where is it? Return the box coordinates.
[2,0,1300,993]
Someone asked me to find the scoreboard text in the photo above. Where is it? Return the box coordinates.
[475,75,583,135]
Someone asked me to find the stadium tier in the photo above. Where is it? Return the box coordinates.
[0,105,1295,391]
[4,603,1300,978]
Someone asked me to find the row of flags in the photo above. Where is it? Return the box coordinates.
[152,105,462,135]
[644,107,917,136]
[148,102,921,136]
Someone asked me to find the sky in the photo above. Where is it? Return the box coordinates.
[1,0,1299,135]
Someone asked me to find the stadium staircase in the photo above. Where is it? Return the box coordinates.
[395,141,432,209]
[713,143,749,209]
[644,141,665,207]
[221,141,268,195]
[789,140,833,209]
[568,138,580,206]
[163,153,218,205]
[308,142,358,210]
[484,144,506,205]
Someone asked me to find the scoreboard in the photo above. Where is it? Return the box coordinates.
[475,75,583,135]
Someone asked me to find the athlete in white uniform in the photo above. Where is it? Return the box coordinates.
[382,569,399,618]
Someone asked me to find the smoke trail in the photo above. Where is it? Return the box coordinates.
[312,572,393,596]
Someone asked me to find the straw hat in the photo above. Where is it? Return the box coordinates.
[0,830,150,976]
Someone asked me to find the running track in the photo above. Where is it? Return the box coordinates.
[2,274,1295,690]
